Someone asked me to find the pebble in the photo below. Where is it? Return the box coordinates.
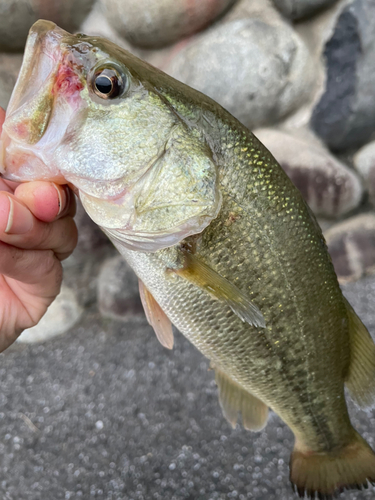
[272,0,338,20]
[17,286,83,344]
[310,0,375,151]
[97,255,144,321]
[0,53,22,109]
[353,140,375,206]
[0,0,94,51]
[254,128,363,218]
[98,0,236,49]
[166,18,314,130]
[324,214,375,283]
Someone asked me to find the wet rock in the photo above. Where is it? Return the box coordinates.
[166,18,314,130]
[255,128,363,217]
[99,0,236,49]
[97,255,144,321]
[0,0,94,51]
[0,53,22,109]
[325,214,375,283]
[311,0,375,151]
[272,0,338,20]
[17,286,83,343]
[353,140,375,206]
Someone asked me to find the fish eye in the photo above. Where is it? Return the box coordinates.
[92,67,126,99]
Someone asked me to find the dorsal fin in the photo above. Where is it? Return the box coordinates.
[213,365,269,431]
[139,279,174,349]
[344,297,375,408]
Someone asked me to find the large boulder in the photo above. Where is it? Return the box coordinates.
[166,18,314,130]
[353,140,375,206]
[255,128,363,218]
[0,0,94,51]
[272,0,338,20]
[325,214,375,283]
[99,0,236,49]
[310,0,375,151]
[0,53,22,109]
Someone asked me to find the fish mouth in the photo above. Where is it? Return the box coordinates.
[0,20,82,183]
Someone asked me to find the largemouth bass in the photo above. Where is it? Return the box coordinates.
[1,20,375,499]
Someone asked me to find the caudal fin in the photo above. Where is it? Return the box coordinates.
[290,431,375,498]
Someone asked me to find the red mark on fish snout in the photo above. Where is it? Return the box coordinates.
[52,63,84,100]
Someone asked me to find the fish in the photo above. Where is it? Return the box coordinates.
[1,19,375,499]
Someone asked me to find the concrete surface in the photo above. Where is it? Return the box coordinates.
[0,275,375,500]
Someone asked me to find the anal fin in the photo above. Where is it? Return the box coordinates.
[139,279,174,349]
[213,365,268,431]
[172,251,265,328]
[344,297,375,408]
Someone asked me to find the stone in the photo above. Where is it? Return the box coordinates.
[62,201,114,309]
[99,0,236,49]
[272,0,338,20]
[17,286,83,343]
[80,1,135,52]
[254,128,363,218]
[310,0,375,151]
[166,18,314,130]
[353,140,375,206]
[0,53,23,109]
[324,214,375,284]
[97,255,144,321]
[0,0,95,51]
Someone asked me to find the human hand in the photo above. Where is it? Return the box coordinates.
[0,107,78,352]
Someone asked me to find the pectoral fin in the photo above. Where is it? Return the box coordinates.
[139,280,174,349]
[213,365,269,431]
[172,251,265,328]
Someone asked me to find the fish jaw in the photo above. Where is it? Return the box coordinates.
[0,20,85,184]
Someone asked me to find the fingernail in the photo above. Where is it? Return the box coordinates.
[0,195,33,234]
[52,183,66,216]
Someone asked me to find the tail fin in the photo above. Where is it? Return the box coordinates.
[290,431,375,498]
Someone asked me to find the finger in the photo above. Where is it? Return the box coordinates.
[0,193,78,260]
[14,182,76,222]
[0,241,62,296]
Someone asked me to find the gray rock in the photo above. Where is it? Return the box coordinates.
[324,213,375,283]
[255,128,363,217]
[311,0,375,151]
[97,255,144,321]
[0,53,22,109]
[17,286,83,343]
[166,18,314,130]
[272,0,338,20]
[99,0,236,49]
[0,0,94,51]
[353,140,375,206]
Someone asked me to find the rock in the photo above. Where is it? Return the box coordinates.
[254,128,363,218]
[97,255,144,321]
[17,286,83,343]
[324,214,375,283]
[99,0,236,49]
[80,1,135,52]
[272,0,338,20]
[0,0,94,51]
[353,140,375,206]
[62,200,114,309]
[0,53,22,109]
[310,0,375,151]
[166,18,314,130]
